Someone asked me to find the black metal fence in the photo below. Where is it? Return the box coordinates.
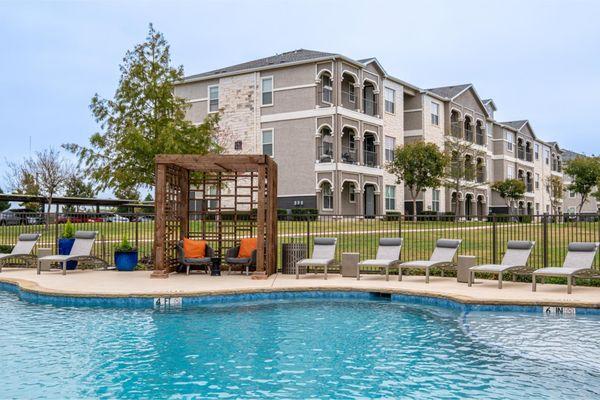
[1,212,599,273]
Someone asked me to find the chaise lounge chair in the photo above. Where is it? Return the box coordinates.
[295,237,337,280]
[37,231,105,275]
[177,241,214,275]
[468,240,535,288]
[0,233,41,272]
[356,238,403,281]
[398,239,462,283]
[532,242,599,294]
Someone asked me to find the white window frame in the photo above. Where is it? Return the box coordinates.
[431,102,440,126]
[505,131,514,151]
[261,129,274,157]
[348,185,356,203]
[384,136,396,162]
[321,74,333,104]
[432,189,440,212]
[535,173,540,189]
[507,165,514,179]
[384,87,395,114]
[385,185,396,210]
[261,76,273,106]
[322,183,334,210]
[544,149,550,165]
[208,85,219,113]
[534,143,540,160]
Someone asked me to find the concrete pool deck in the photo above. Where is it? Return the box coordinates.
[0,268,599,308]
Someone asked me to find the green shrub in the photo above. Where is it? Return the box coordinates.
[290,208,318,221]
[115,237,136,252]
[0,245,13,253]
[384,211,402,221]
[61,219,75,239]
[277,209,289,221]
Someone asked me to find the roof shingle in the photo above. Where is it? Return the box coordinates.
[427,84,472,99]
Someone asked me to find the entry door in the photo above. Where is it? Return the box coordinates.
[364,185,375,217]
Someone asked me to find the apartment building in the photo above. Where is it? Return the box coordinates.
[562,149,598,214]
[175,49,417,216]
[176,49,565,216]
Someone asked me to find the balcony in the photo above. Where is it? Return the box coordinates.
[517,147,525,160]
[476,133,485,146]
[476,169,486,183]
[450,122,462,138]
[525,151,533,162]
[363,98,377,117]
[341,146,358,164]
[363,150,377,167]
[317,144,334,163]
[465,128,474,142]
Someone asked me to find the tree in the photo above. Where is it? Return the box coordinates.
[564,157,600,213]
[442,136,486,218]
[64,174,97,213]
[491,179,526,214]
[546,175,564,214]
[115,187,140,214]
[0,187,9,212]
[6,148,70,215]
[386,141,447,221]
[64,24,221,194]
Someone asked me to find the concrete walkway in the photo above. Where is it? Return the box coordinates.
[1,268,599,308]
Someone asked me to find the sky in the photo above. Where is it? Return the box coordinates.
[1,0,599,193]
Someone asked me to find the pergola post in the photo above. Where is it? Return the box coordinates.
[151,163,168,278]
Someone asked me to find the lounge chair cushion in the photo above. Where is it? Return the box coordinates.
[18,234,40,241]
[183,238,206,259]
[239,237,257,258]
[314,238,336,246]
[38,255,74,262]
[533,267,588,276]
[470,264,518,273]
[183,257,212,265]
[297,258,333,267]
[225,257,252,265]
[436,239,461,249]
[399,260,441,268]
[358,259,398,267]
[74,231,96,240]
[507,240,534,250]
[568,242,597,252]
[379,238,402,246]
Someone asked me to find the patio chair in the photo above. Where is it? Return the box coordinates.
[532,242,599,294]
[0,233,41,272]
[37,231,106,275]
[398,239,462,283]
[295,237,337,280]
[177,241,214,275]
[356,238,403,281]
[225,238,257,276]
[468,240,535,289]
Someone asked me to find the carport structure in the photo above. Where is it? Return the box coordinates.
[152,155,278,277]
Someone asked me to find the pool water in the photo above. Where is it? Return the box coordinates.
[1,290,599,399]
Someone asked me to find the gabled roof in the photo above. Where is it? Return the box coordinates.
[547,141,563,153]
[427,84,472,99]
[482,98,497,112]
[357,57,388,75]
[500,120,528,130]
[562,149,585,161]
[184,49,337,81]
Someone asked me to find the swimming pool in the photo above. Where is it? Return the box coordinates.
[1,289,599,399]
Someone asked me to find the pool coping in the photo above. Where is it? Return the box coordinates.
[1,275,599,314]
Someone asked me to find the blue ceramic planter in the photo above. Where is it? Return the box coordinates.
[58,238,78,270]
[115,251,138,271]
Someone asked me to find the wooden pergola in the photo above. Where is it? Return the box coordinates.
[152,154,278,278]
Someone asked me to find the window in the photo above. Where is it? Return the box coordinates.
[534,143,540,160]
[322,74,333,103]
[505,131,513,151]
[568,207,576,214]
[535,203,540,213]
[569,191,576,198]
[349,185,356,203]
[384,87,395,113]
[207,186,217,209]
[431,102,440,126]
[262,129,273,157]
[322,183,333,210]
[385,185,396,210]
[384,136,396,162]
[349,134,356,151]
[544,149,550,165]
[208,86,219,113]
[507,165,514,179]
[432,189,440,212]
[261,77,273,106]
[234,140,242,151]
[535,173,540,189]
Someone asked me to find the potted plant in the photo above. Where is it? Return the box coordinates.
[58,219,78,270]
[114,237,138,271]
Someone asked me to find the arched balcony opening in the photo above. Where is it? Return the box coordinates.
[341,127,358,164]
[362,81,378,116]
[319,181,334,211]
[363,132,378,167]
[475,120,485,145]
[341,72,357,109]
[464,154,475,181]
[476,157,486,183]
[450,110,461,138]
[517,138,525,160]
[318,71,333,104]
[525,142,533,162]
[317,126,334,163]
[464,193,474,219]
[476,195,486,218]
[464,116,474,142]
[526,171,533,192]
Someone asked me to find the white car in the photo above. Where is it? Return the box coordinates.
[107,214,129,223]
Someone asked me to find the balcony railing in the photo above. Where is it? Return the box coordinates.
[476,133,485,146]
[465,128,474,142]
[525,152,533,162]
[363,150,377,167]
[527,183,534,192]
[517,147,525,160]
[317,144,334,163]
[476,169,486,183]
[341,146,358,164]
[450,122,462,138]
[363,98,377,116]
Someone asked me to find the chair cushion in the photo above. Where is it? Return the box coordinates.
[297,258,333,266]
[568,242,597,252]
[226,257,252,265]
[507,240,534,250]
[183,257,211,265]
[18,234,40,242]
[74,231,96,240]
[436,239,461,249]
[400,260,438,268]
[183,238,206,259]
[379,238,402,247]
[314,237,336,246]
[358,259,397,267]
[239,237,257,258]
[470,264,515,272]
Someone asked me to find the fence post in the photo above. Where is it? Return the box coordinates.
[492,213,497,264]
[135,217,139,250]
[543,213,548,268]
[53,210,59,253]
[305,216,310,256]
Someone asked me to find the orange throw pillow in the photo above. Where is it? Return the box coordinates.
[238,237,257,258]
[183,238,206,259]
